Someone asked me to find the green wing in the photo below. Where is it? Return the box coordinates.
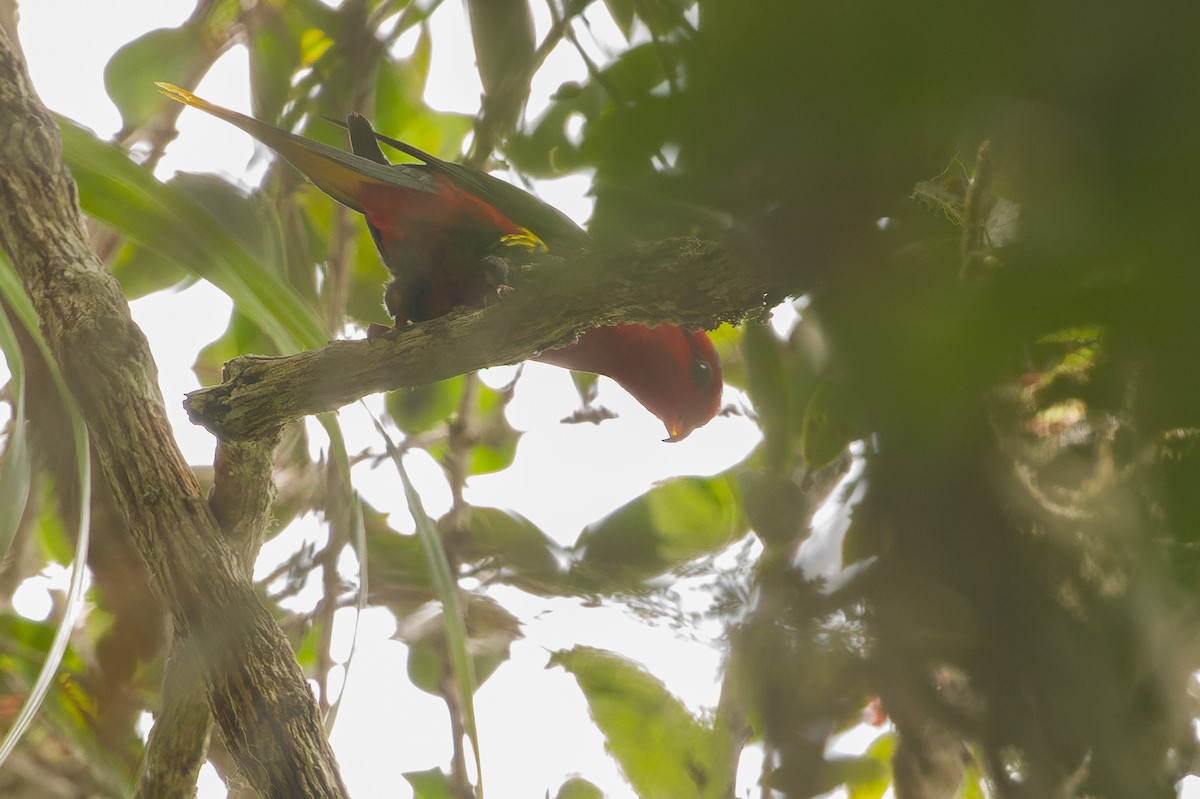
[333,119,594,253]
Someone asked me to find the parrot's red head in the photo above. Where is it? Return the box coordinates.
[536,324,723,442]
[654,328,723,442]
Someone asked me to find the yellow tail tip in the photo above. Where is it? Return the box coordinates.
[155,82,200,107]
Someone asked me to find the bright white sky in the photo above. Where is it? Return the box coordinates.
[13,3,773,799]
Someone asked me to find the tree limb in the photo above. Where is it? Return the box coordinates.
[0,23,348,799]
[137,430,282,797]
[135,639,212,799]
[187,237,782,438]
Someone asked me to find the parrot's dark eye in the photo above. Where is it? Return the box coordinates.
[690,357,713,387]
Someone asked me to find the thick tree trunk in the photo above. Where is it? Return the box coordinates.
[0,23,348,799]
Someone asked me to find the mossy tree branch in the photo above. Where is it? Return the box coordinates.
[187,237,787,439]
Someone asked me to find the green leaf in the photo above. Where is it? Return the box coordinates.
[742,323,796,468]
[847,732,895,799]
[0,615,83,676]
[0,257,92,776]
[313,414,367,739]
[467,0,534,97]
[604,0,637,39]
[32,481,74,566]
[826,755,889,796]
[59,118,327,353]
[107,237,193,300]
[468,438,518,476]
[466,0,536,136]
[0,616,127,792]
[246,0,339,123]
[769,751,890,798]
[801,375,858,471]
[375,422,483,793]
[174,172,276,257]
[706,323,746,390]
[555,776,605,799]
[402,594,521,695]
[365,21,473,164]
[634,0,694,37]
[247,16,301,125]
[741,320,827,471]
[363,522,434,618]
[192,310,275,386]
[735,469,808,550]
[111,172,272,299]
[0,274,31,561]
[458,506,565,591]
[468,383,520,476]
[574,474,746,584]
[957,759,989,799]
[372,33,431,144]
[550,646,730,799]
[508,46,669,178]
[293,619,324,673]
[569,369,601,406]
[405,637,444,695]
[596,42,671,102]
[287,177,387,329]
[104,26,212,132]
[423,380,521,477]
[385,377,466,435]
[404,767,453,799]
[741,322,793,459]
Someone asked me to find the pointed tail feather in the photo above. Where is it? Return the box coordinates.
[156,83,432,211]
[347,113,390,166]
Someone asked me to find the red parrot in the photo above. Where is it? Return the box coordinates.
[157,83,722,441]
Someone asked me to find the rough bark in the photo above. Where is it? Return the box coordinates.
[187,237,783,439]
[0,23,348,799]
[134,640,212,799]
[136,432,281,798]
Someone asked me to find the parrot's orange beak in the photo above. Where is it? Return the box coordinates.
[664,421,689,443]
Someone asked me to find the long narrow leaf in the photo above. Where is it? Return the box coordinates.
[318,413,369,735]
[372,416,484,797]
[0,275,31,558]
[0,254,91,769]
[58,117,327,352]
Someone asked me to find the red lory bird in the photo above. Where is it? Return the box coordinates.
[157,84,722,441]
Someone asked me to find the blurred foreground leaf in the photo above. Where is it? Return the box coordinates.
[551,646,732,799]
